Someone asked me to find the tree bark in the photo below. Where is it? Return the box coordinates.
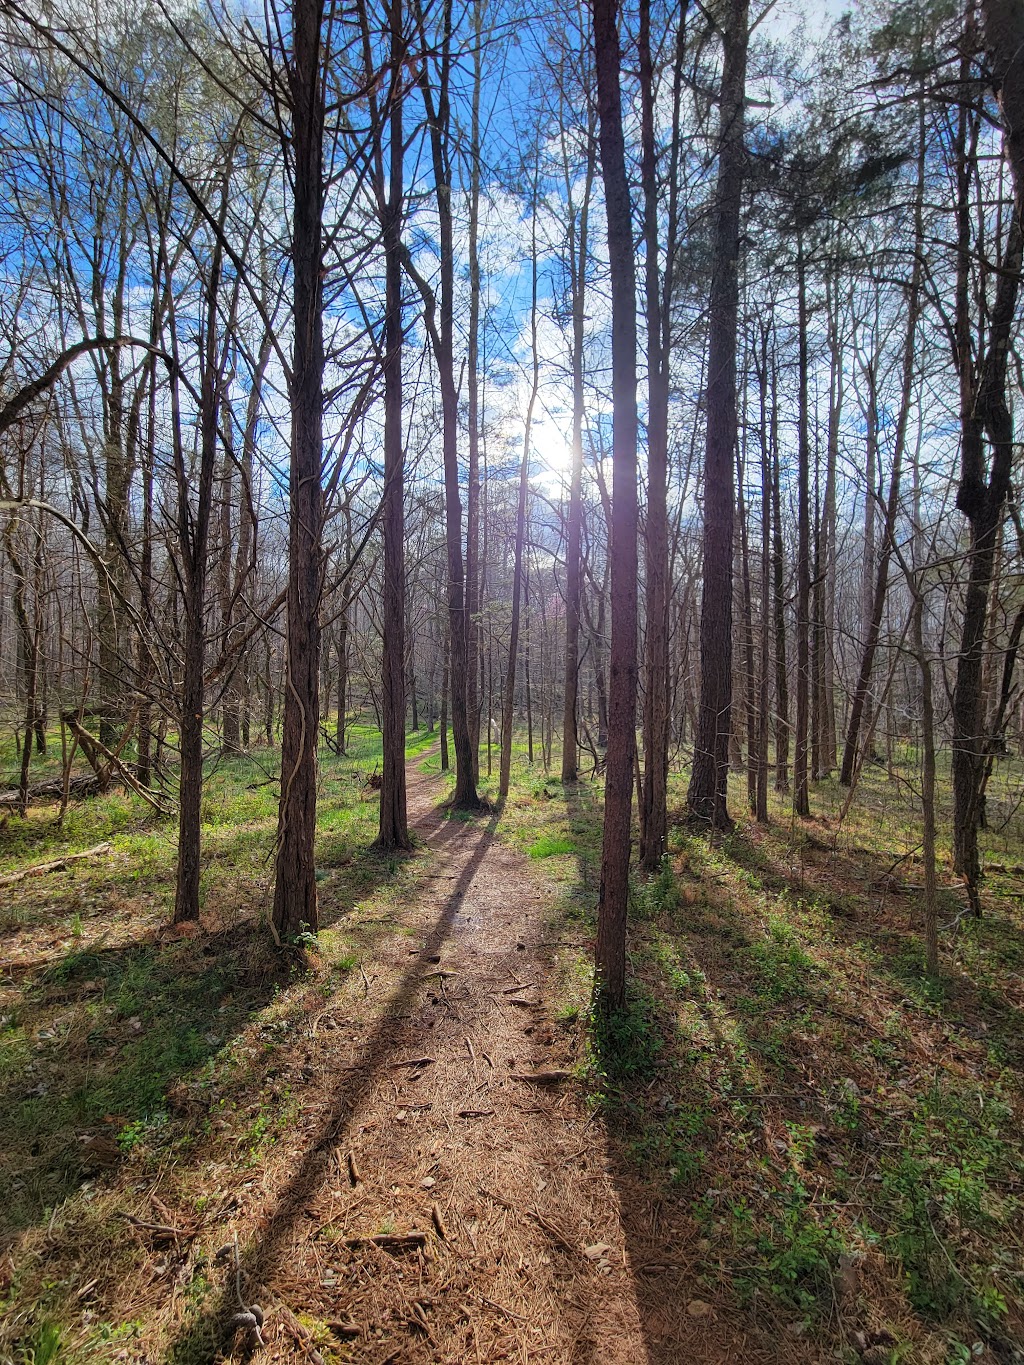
[560,108,596,786]
[770,357,789,793]
[951,11,1024,906]
[465,2,483,784]
[500,177,540,801]
[593,0,639,1012]
[173,174,229,923]
[638,0,682,869]
[411,0,479,809]
[273,0,326,938]
[376,0,411,851]
[687,0,748,829]
[793,236,811,820]
[840,120,925,788]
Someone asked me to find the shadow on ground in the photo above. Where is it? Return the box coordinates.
[546,788,1024,1361]
[164,804,498,1364]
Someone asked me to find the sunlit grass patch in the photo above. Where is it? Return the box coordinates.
[527,833,574,858]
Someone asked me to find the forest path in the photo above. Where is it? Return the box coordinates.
[213,751,770,1364]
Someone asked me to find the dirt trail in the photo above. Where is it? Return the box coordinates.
[198,755,774,1364]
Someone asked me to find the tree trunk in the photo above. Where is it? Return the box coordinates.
[4,518,38,816]
[560,111,596,787]
[737,437,757,816]
[136,353,157,790]
[793,237,811,819]
[222,327,268,757]
[687,0,748,829]
[756,326,770,823]
[912,587,939,978]
[412,0,479,809]
[638,0,681,869]
[770,360,789,792]
[376,0,410,850]
[465,4,483,784]
[951,62,989,901]
[593,0,639,1012]
[174,186,227,924]
[840,123,925,788]
[819,276,842,776]
[951,10,1023,906]
[500,185,540,800]
[440,627,450,772]
[273,0,326,938]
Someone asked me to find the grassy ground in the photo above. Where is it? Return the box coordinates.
[0,723,437,1356]
[1,727,1023,1363]
[488,747,1024,1364]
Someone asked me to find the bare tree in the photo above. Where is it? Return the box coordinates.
[272,0,328,938]
[592,0,639,1012]
[687,0,748,829]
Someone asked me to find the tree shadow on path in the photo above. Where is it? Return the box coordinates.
[165,805,499,1364]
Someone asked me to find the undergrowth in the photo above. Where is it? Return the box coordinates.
[4,729,1024,1362]
[491,744,1024,1361]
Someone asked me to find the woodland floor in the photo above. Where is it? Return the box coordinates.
[2,735,1024,1364]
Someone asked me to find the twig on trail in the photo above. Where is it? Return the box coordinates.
[0,842,112,886]
[458,1109,494,1119]
[274,1299,329,1362]
[359,963,370,997]
[481,1051,494,1069]
[408,1300,435,1342]
[310,1009,338,1038]
[481,1296,529,1323]
[430,1202,448,1240]
[943,905,976,933]
[114,1210,190,1240]
[882,844,923,879]
[346,1151,360,1187]
[509,1070,572,1085]
[528,1209,579,1257]
[502,982,534,994]
[479,1185,516,1212]
[390,1056,436,1069]
[345,1232,427,1252]
[326,1319,360,1339]
[458,1303,484,1362]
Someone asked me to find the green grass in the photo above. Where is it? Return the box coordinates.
[0,715,426,1248]
[487,738,1024,1358]
[5,722,1024,1362]
[527,833,574,858]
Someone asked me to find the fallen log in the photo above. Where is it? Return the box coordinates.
[0,842,112,887]
[0,774,102,806]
